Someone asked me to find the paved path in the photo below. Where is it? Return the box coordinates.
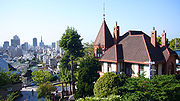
[15,86,44,101]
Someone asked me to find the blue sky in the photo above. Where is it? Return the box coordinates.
[0,0,180,46]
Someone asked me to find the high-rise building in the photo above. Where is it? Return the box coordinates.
[33,38,37,47]
[3,41,9,49]
[11,35,20,47]
[39,36,44,48]
[21,42,28,51]
[56,41,60,51]
[52,42,55,49]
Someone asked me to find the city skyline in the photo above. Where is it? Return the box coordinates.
[0,0,180,46]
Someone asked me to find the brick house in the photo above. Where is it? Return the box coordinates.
[94,19,178,78]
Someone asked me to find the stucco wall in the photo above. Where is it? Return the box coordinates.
[111,63,116,73]
[144,65,150,78]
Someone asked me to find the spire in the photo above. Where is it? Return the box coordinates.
[103,0,105,19]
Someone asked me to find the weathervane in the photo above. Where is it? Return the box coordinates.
[103,0,105,19]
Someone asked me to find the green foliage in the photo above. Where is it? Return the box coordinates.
[93,72,126,98]
[36,81,56,98]
[0,92,18,101]
[169,38,180,50]
[150,75,180,100]
[120,75,151,101]
[77,95,122,101]
[75,56,100,98]
[157,36,169,46]
[59,52,71,69]
[83,42,94,58]
[58,67,71,82]
[121,74,180,101]
[59,27,84,58]
[32,70,52,84]
[0,70,21,86]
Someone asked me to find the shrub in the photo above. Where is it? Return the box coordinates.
[93,72,126,97]
[77,95,122,101]
[36,81,56,98]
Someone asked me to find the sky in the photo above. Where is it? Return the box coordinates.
[0,0,180,46]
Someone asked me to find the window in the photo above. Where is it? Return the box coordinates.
[108,63,111,72]
[139,65,144,74]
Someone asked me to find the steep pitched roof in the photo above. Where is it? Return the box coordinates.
[94,19,114,48]
[119,34,150,62]
[100,44,123,62]
[99,31,175,64]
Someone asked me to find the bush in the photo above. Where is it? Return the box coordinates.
[93,72,126,97]
[36,81,56,98]
[77,95,122,101]
[121,74,180,101]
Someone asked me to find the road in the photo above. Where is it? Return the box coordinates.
[15,86,44,101]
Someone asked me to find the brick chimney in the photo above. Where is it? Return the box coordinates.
[114,22,119,44]
[151,27,157,47]
[162,30,166,46]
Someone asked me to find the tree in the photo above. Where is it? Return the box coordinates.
[75,56,100,99]
[36,81,56,98]
[157,36,169,46]
[32,70,52,84]
[82,42,94,58]
[169,38,180,50]
[59,27,84,93]
[58,67,71,82]
[58,52,71,82]
[0,70,21,86]
[93,72,126,98]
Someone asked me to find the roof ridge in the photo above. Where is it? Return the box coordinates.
[142,35,151,62]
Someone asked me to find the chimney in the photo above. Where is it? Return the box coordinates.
[114,22,119,44]
[151,27,157,47]
[162,30,166,46]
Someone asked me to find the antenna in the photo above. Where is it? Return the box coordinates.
[103,0,105,19]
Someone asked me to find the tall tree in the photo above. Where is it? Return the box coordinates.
[83,42,94,58]
[157,36,169,46]
[59,27,84,94]
[75,56,101,99]
[169,38,180,50]
[32,70,52,84]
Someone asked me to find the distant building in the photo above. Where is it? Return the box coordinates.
[3,41,9,49]
[49,58,57,68]
[9,46,23,58]
[11,35,20,47]
[21,42,28,51]
[33,38,37,47]
[52,42,56,49]
[39,36,44,48]
[56,41,60,51]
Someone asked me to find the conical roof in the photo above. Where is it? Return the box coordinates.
[94,19,114,49]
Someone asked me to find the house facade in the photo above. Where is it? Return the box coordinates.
[94,19,177,78]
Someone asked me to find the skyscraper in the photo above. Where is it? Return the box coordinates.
[52,42,56,49]
[39,36,44,48]
[21,42,28,51]
[33,38,37,47]
[11,35,20,47]
[3,41,9,49]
